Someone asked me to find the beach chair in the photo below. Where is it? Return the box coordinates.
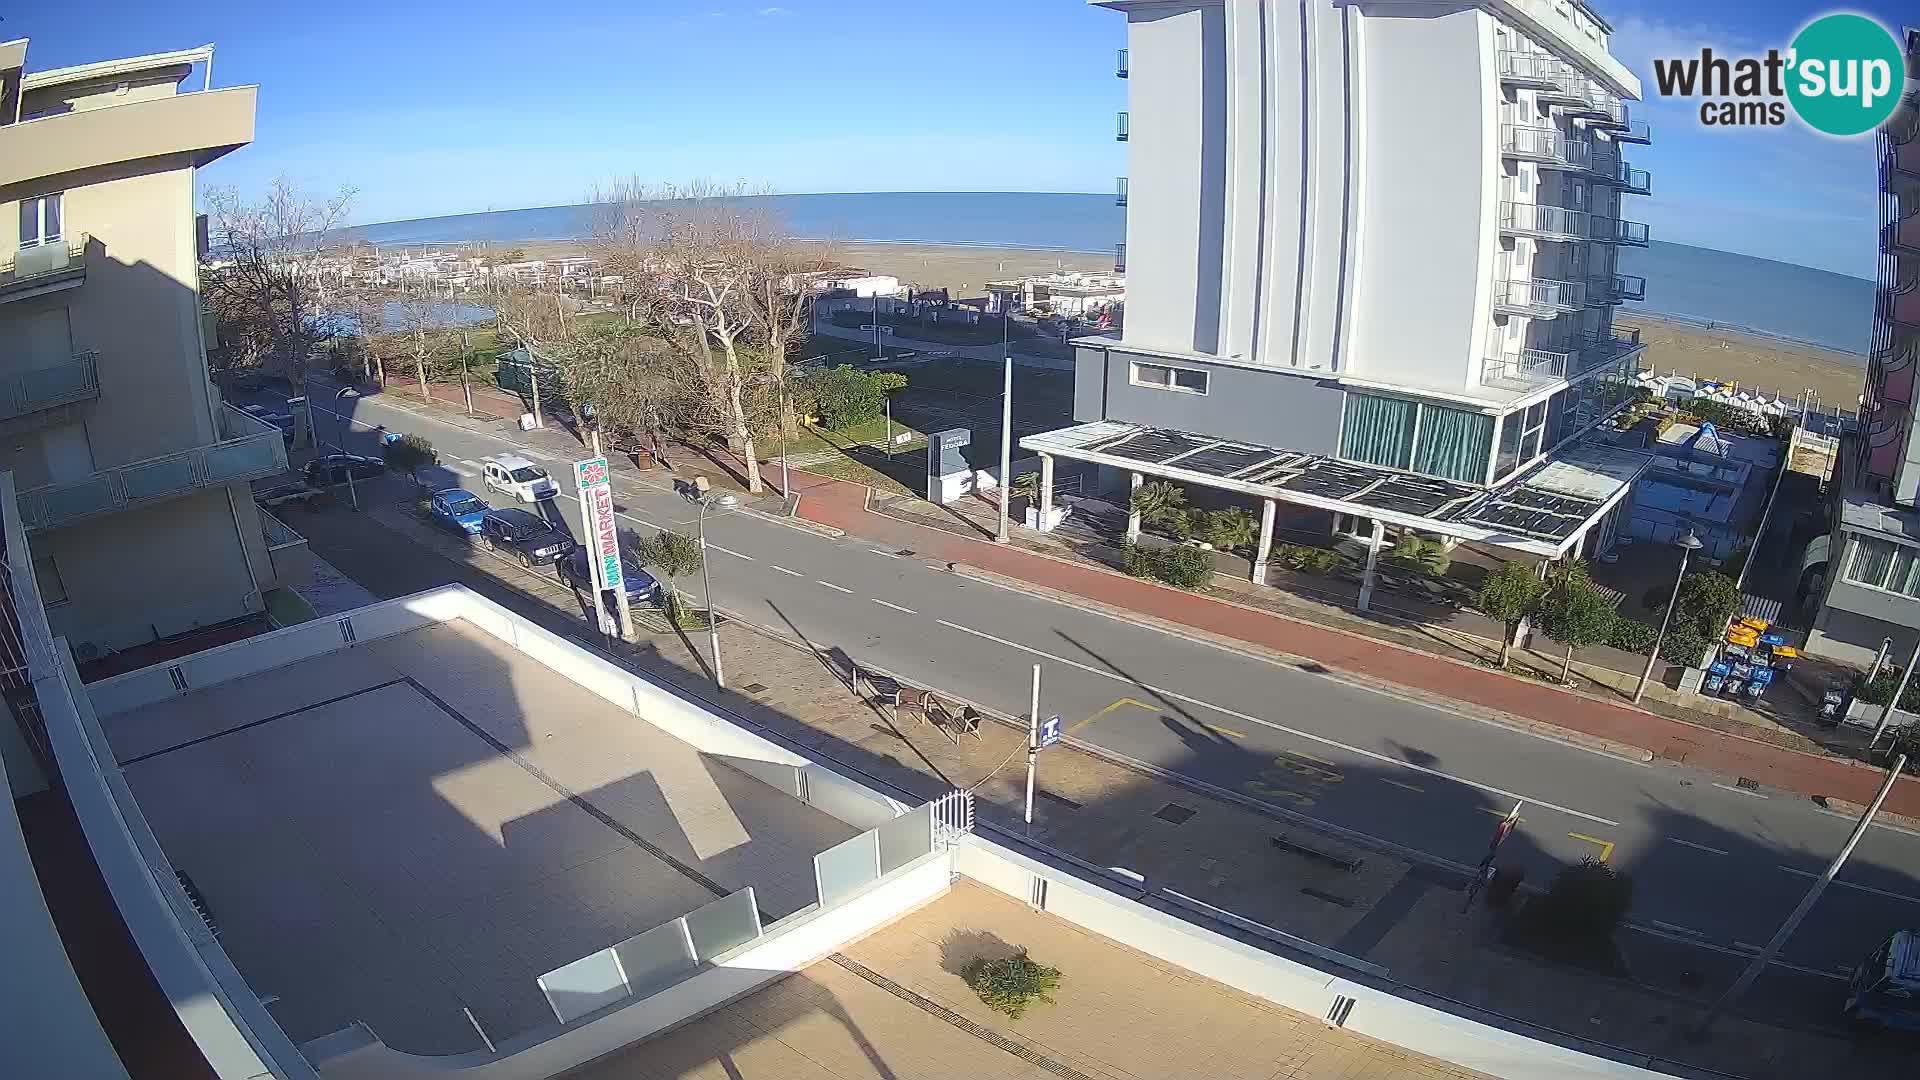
[891,687,934,725]
[950,706,985,741]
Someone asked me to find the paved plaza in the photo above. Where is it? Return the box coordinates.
[104,621,857,1053]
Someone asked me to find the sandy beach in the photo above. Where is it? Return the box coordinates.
[1616,313,1866,413]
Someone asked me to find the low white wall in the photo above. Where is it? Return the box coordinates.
[957,838,1672,1080]
[308,851,953,1080]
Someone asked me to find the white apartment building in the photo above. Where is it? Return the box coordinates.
[0,40,292,659]
[1025,0,1657,584]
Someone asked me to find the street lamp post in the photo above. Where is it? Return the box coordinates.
[1634,529,1703,704]
[995,306,1013,544]
[698,493,738,687]
[332,386,360,511]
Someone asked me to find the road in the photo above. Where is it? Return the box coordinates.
[269,380,1920,990]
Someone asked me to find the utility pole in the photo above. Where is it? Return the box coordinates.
[1871,639,1920,749]
[995,308,1013,544]
[1635,530,1701,703]
[1693,754,1907,1038]
[1023,663,1041,827]
[698,494,736,687]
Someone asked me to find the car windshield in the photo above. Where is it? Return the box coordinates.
[445,497,483,516]
[509,466,547,482]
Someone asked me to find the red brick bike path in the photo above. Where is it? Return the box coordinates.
[785,469,1920,818]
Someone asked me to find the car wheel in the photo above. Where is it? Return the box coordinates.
[519,552,533,569]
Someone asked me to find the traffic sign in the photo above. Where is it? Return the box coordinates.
[1037,714,1063,748]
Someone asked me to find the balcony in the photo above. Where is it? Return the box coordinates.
[1117,48,1128,79]
[1535,72,1591,107]
[0,87,255,190]
[1586,273,1647,306]
[1498,50,1571,90]
[1116,176,1128,207]
[1887,212,1920,258]
[1580,326,1645,369]
[1588,214,1651,246]
[257,506,313,593]
[0,351,100,430]
[15,404,289,532]
[1501,124,1592,170]
[1494,277,1587,318]
[1114,243,1126,274]
[0,234,87,304]
[1500,201,1590,242]
[1568,88,1629,128]
[1591,152,1651,195]
[1483,347,1575,389]
[1609,119,1652,144]
[1116,111,1128,142]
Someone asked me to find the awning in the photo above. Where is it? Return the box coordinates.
[1020,421,1655,557]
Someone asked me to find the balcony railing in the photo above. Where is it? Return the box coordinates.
[1114,243,1126,274]
[0,352,100,424]
[1117,48,1128,79]
[1588,214,1651,246]
[16,404,289,532]
[1483,347,1575,388]
[1535,72,1591,106]
[0,234,87,302]
[1581,326,1645,367]
[1116,176,1128,207]
[1116,111,1129,142]
[1586,273,1647,305]
[1497,50,1571,90]
[260,506,305,549]
[1610,119,1652,144]
[1501,124,1592,170]
[1501,201,1590,241]
[1591,151,1652,194]
[1495,277,1587,317]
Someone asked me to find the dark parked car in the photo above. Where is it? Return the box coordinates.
[477,508,575,568]
[304,453,384,485]
[241,404,296,446]
[556,546,659,615]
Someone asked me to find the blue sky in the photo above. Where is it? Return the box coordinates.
[5,0,1907,278]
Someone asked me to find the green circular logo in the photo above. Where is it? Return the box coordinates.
[1786,14,1905,137]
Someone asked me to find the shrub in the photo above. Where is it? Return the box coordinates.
[1604,616,1659,653]
[1477,560,1547,668]
[1658,623,1715,667]
[1129,481,1188,530]
[1120,542,1214,589]
[1388,534,1451,576]
[1200,507,1259,553]
[1534,858,1634,944]
[794,365,907,429]
[1854,667,1920,712]
[383,433,437,489]
[963,950,1061,1019]
[1675,570,1742,635]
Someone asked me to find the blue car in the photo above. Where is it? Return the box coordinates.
[428,488,491,535]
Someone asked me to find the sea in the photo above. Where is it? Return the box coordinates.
[337,192,1878,358]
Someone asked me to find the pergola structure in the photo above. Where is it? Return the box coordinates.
[1020,421,1652,608]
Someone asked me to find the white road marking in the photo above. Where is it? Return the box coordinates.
[447,465,477,477]
[870,549,902,559]
[932,618,1619,827]
[1621,925,1846,980]
[710,544,754,560]
[1649,920,1704,936]
[1712,782,1769,799]
[1778,866,1920,905]
[818,581,854,594]
[1813,806,1920,840]
[1732,941,1765,953]
[1666,837,1730,856]
[460,458,487,469]
[871,599,917,615]
[771,565,804,577]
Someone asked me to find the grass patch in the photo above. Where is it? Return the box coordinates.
[264,588,319,627]
[785,416,919,456]
[801,451,921,495]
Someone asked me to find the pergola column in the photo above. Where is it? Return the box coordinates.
[1126,472,1143,543]
[1037,453,1056,531]
[1358,518,1385,611]
[1251,498,1277,584]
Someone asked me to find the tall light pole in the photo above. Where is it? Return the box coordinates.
[1634,529,1702,703]
[1023,663,1041,827]
[1693,753,1907,1038]
[698,493,738,687]
[995,305,1014,544]
[332,386,360,511]
[1871,637,1920,750]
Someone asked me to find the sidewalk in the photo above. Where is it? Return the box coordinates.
[286,493,1898,1080]
[310,378,1920,817]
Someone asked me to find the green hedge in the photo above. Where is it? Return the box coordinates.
[1122,542,1215,589]
[1604,617,1659,653]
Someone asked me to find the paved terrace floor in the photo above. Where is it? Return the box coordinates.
[576,879,1494,1080]
[101,621,858,1054]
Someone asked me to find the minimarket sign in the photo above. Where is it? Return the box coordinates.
[573,457,623,590]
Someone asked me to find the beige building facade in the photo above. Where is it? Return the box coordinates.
[0,40,286,654]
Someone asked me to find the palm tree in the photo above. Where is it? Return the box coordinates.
[1130,481,1187,529]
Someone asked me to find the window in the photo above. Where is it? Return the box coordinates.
[1340,394,1416,470]
[509,466,547,482]
[1846,536,1920,598]
[19,193,63,249]
[1129,361,1208,395]
[1340,394,1495,483]
[1494,412,1525,480]
[1412,405,1495,484]
[32,554,67,606]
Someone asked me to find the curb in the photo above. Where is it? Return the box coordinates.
[947,562,1658,766]
[737,503,843,538]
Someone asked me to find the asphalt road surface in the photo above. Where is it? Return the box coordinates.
[267,381,1920,998]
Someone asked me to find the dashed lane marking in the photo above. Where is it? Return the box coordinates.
[818,580,855,594]
[871,598,917,615]
[1712,782,1769,799]
[771,565,804,577]
[1666,837,1730,856]
[931,618,1619,829]
[710,544,754,560]
[1649,920,1703,936]
[1380,778,1426,794]
[1778,866,1920,905]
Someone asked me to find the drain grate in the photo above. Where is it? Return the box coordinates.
[1153,802,1197,825]
[1736,776,1760,791]
[830,954,1101,1080]
[895,549,917,557]
[740,682,769,694]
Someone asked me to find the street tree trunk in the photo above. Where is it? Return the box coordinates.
[1497,626,1513,670]
[1562,641,1575,684]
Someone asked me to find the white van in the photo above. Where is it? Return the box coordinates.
[480,453,558,502]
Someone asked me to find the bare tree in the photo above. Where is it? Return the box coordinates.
[387,280,454,401]
[202,176,356,449]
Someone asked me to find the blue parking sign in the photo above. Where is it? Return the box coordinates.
[1038,714,1063,748]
